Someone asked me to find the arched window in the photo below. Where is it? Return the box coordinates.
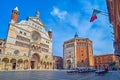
[32,45,35,50]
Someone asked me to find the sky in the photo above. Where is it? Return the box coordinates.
[0,0,114,57]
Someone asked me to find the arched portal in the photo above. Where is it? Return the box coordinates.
[17,59,23,69]
[10,59,16,70]
[2,58,9,70]
[30,53,40,69]
[50,62,52,69]
[24,60,29,69]
[67,60,72,69]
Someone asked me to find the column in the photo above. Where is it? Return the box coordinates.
[16,60,18,70]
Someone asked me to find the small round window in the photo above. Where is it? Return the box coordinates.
[14,50,19,55]
[32,32,40,41]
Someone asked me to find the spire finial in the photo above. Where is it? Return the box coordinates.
[36,11,40,18]
[74,32,78,38]
[49,29,52,32]
[14,6,19,11]
[11,6,19,23]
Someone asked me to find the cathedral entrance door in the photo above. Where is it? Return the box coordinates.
[10,59,16,70]
[30,61,35,69]
[31,53,40,69]
[12,62,16,70]
[67,60,72,69]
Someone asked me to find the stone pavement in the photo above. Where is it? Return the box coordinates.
[0,70,120,80]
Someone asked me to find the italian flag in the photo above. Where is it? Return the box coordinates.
[90,9,101,22]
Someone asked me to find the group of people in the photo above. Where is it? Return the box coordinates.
[67,67,96,73]
[95,68,108,75]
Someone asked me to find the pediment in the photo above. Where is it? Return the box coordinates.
[27,17,45,27]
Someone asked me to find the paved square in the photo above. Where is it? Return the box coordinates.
[0,71,120,80]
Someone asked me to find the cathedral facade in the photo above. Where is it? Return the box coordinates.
[0,7,54,70]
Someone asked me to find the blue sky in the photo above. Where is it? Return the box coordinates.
[0,0,114,57]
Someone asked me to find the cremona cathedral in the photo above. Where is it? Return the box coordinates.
[0,7,54,70]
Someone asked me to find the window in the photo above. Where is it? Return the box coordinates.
[0,42,2,45]
[46,41,49,44]
[35,25,37,28]
[32,23,34,26]
[32,32,40,41]
[13,12,18,15]
[14,50,19,55]
[24,32,26,36]
[66,43,74,48]
[0,49,2,54]
[81,54,83,56]
[68,55,71,58]
[81,60,84,63]
[16,35,30,42]
[20,31,22,34]
[81,50,83,52]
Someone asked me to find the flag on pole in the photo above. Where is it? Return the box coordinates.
[90,9,102,22]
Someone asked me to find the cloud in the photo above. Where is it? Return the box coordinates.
[50,7,67,20]
[67,13,81,28]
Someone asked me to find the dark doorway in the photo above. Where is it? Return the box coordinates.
[67,60,71,69]
[30,61,35,69]
[31,53,40,69]
[12,62,16,70]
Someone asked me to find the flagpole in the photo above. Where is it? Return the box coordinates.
[101,13,108,16]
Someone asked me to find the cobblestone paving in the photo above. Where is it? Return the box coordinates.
[0,71,120,80]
